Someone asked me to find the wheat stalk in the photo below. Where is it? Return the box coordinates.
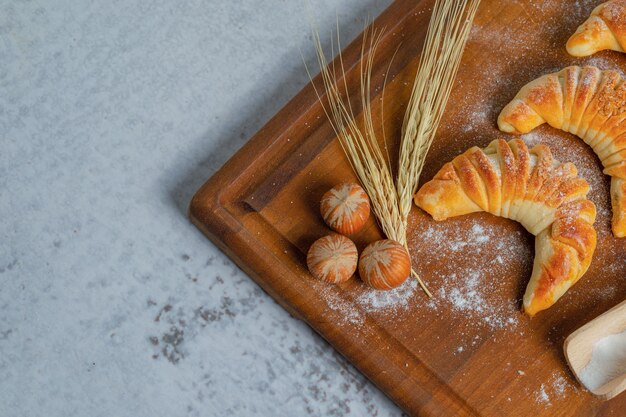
[307,0,479,298]
[307,26,406,243]
[397,0,481,224]
[306,24,432,295]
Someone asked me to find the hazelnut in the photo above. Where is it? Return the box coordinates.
[358,239,411,290]
[320,183,370,235]
[307,234,358,283]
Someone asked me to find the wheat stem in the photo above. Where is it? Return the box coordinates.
[397,0,481,224]
[307,0,479,298]
[309,25,406,244]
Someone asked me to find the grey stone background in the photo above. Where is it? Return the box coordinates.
[1,0,407,416]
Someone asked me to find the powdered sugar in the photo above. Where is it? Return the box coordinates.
[579,330,626,391]
[519,131,545,147]
[319,285,365,327]
[317,270,420,326]
[536,384,551,405]
[551,374,569,397]
[355,278,418,313]
[532,371,579,406]
[581,56,626,77]
[535,384,550,404]
[318,214,531,333]
[410,216,530,333]
[471,224,490,243]
[437,268,521,331]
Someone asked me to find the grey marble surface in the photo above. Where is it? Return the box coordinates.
[1,0,407,416]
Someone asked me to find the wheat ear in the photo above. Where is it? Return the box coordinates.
[306,24,431,295]
[397,0,481,223]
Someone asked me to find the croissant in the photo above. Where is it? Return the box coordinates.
[415,139,597,316]
[566,0,626,56]
[498,66,626,237]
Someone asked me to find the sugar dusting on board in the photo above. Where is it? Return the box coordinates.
[409,217,531,333]
[317,273,420,327]
[583,56,626,77]
[355,278,419,313]
[579,330,626,391]
[533,371,579,406]
[536,384,551,406]
[319,286,365,327]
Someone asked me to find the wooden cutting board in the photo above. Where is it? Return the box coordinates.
[190,0,626,415]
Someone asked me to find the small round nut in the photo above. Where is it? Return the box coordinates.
[320,183,370,235]
[358,239,411,290]
[307,234,358,283]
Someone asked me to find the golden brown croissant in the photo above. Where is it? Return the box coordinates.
[415,139,597,316]
[567,0,626,56]
[498,66,626,237]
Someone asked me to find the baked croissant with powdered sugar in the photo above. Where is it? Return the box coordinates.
[567,0,626,56]
[498,66,626,237]
[414,139,597,316]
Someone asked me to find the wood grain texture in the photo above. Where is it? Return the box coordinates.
[189,0,626,415]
